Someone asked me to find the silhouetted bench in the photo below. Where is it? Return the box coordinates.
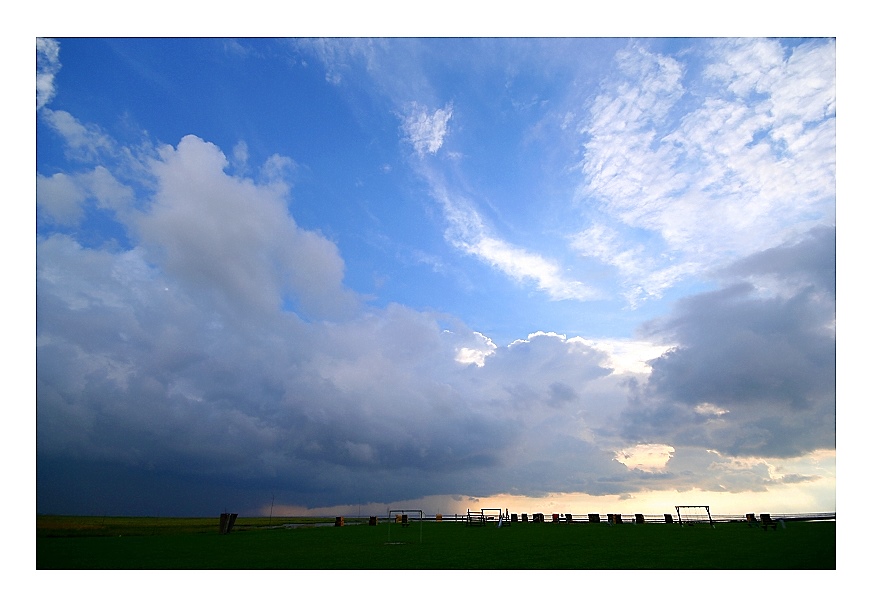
[588,513,601,523]
[760,513,780,531]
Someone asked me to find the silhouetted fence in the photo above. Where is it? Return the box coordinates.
[336,511,836,525]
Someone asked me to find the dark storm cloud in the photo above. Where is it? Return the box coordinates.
[717,225,835,296]
[622,227,835,458]
[36,111,834,515]
[37,210,625,514]
[35,137,549,513]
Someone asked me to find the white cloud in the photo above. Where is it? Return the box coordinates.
[37,167,134,227]
[259,153,298,191]
[37,234,145,312]
[694,402,729,417]
[136,135,357,319]
[41,109,117,163]
[614,443,675,472]
[37,37,61,110]
[454,331,497,367]
[582,337,671,374]
[86,166,134,211]
[435,184,597,301]
[703,38,783,96]
[401,101,453,157]
[578,39,835,304]
[569,222,694,305]
[37,172,87,226]
[231,141,249,173]
[468,234,594,301]
[300,38,380,85]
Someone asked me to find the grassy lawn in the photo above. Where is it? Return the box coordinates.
[36,516,835,569]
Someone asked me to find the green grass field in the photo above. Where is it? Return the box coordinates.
[36,515,835,569]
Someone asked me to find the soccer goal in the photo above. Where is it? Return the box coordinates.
[675,505,715,528]
[386,509,424,544]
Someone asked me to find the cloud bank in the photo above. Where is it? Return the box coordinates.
[36,127,834,513]
[36,38,835,516]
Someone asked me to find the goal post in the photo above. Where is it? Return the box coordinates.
[386,509,424,543]
[675,505,715,528]
[480,508,506,522]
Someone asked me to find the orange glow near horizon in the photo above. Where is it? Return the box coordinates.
[261,449,835,519]
[262,478,835,519]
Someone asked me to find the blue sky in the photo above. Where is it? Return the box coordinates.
[35,36,836,519]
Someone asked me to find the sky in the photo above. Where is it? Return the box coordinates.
[35,35,837,519]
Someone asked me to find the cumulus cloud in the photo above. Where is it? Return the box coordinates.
[716,225,835,299]
[622,227,835,458]
[38,217,635,512]
[453,330,497,367]
[36,38,835,516]
[37,125,549,510]
[614,443,675,472]
[37,167,135,228]
[36,172,87,226]
[38,210,834,512]
[136,135,357,320]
